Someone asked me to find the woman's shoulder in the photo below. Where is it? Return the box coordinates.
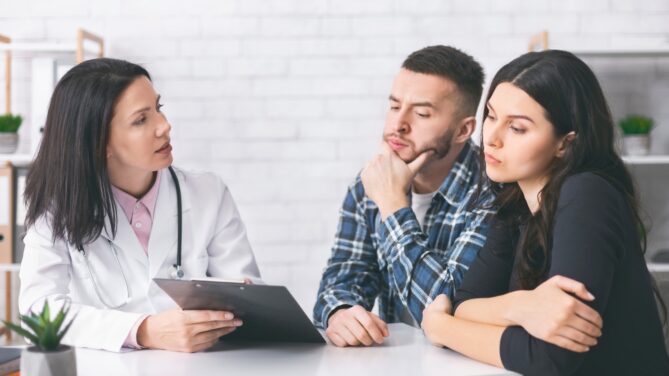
[556,172,632,230]
[168,167,229,192]
[559,171,624,205]
[23,212,64,247]
[166,167,236,211]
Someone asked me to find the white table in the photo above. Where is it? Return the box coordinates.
[75,323,517,376]
[648,262,669,272]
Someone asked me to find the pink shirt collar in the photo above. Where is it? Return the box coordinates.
[111,170,161,222]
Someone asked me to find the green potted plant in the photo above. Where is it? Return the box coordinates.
[619,115,654,156]
[0,113,22,154]
[2,300,77,376]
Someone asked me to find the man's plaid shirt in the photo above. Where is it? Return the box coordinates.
[313,140,496,328]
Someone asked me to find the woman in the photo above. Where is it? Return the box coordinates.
[19,58,261,353]
[421,50,669,375]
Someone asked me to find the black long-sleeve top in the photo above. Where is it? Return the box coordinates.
[453,172,669,375]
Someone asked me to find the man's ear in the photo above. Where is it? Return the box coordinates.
[453,116,476,144]
[556,131,576,158]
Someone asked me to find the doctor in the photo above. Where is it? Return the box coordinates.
[19,58,261,353]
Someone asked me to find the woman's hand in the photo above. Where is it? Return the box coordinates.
[508,275,603,353]
[137,308,242,352]
[421,294,452,346]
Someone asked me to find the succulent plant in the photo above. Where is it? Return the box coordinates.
[619,115,654,135]
[0,114,22,133]
[2,300,75,351]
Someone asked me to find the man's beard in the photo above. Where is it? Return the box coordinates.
[409,127,455,163]
[383,127,456,164]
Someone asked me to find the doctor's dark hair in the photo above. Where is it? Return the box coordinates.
[476,50,665,321]
[402,45,484,118]
[24,58,151,247]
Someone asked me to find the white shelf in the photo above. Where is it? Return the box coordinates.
[0,263,20,272]
[568,47,669,58]
[622,155,669,165]
[0,42,99,57]
[0,153,33,165]
[0,43,77,53]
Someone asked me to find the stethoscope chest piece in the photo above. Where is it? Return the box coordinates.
[170,264,184,280]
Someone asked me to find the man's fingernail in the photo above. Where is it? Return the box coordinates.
[588,292,595,300]
[225,313,234,320]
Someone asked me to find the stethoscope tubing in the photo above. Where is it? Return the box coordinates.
[75,166,183,308]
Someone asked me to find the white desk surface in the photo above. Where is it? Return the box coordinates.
[75,323,516,376]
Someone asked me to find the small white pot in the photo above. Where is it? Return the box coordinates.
[622,135,650,156]
[0,132,18,154]
[21,345,77,376]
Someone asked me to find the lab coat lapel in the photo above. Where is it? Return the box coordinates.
[147,168,191,278]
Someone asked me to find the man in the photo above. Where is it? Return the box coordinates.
[313,45,495,347]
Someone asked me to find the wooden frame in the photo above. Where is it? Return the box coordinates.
[0,34,10,114]
[0,28,105,118]
[0,162,14,341]
[76,28,104,64]
[528,30,549,52]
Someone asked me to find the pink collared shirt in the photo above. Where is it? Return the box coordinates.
[111,171,161,349]
[111,171,161,254]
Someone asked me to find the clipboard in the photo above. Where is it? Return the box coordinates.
[154,278,325,344]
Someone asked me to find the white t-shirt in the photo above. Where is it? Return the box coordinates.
[398,189,437,327]
[411,189,437,230]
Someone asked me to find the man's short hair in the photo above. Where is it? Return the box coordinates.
[402,45,485,118]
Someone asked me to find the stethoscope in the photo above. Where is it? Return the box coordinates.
[76,166,184,309]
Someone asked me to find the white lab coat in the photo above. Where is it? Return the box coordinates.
[18,167,261,352]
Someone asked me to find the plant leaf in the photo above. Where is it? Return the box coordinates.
[52,307,67,333]
[2,320,39,345]
[4,300,74,350]
[0,114,22,132]
[39,321,58,351]
[41,300,51,323]
[56,314,77,344]
[19,314,44,338]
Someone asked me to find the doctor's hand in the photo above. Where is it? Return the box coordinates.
[325,305,389,347]
[507,275,603,353]
[137,308,243,352]
[361,143,433,220]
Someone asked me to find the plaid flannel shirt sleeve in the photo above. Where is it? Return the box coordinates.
[313,179,382,329]
[376,198,494,324]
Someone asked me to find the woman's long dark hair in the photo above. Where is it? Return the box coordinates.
[24,58,151,248]
[478,50,665,319]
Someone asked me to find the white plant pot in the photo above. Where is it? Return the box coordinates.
[0,132,18,154]
[21,345,77,376]
[622,135,650,156]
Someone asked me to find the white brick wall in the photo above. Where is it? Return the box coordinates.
[2,0,669,316]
